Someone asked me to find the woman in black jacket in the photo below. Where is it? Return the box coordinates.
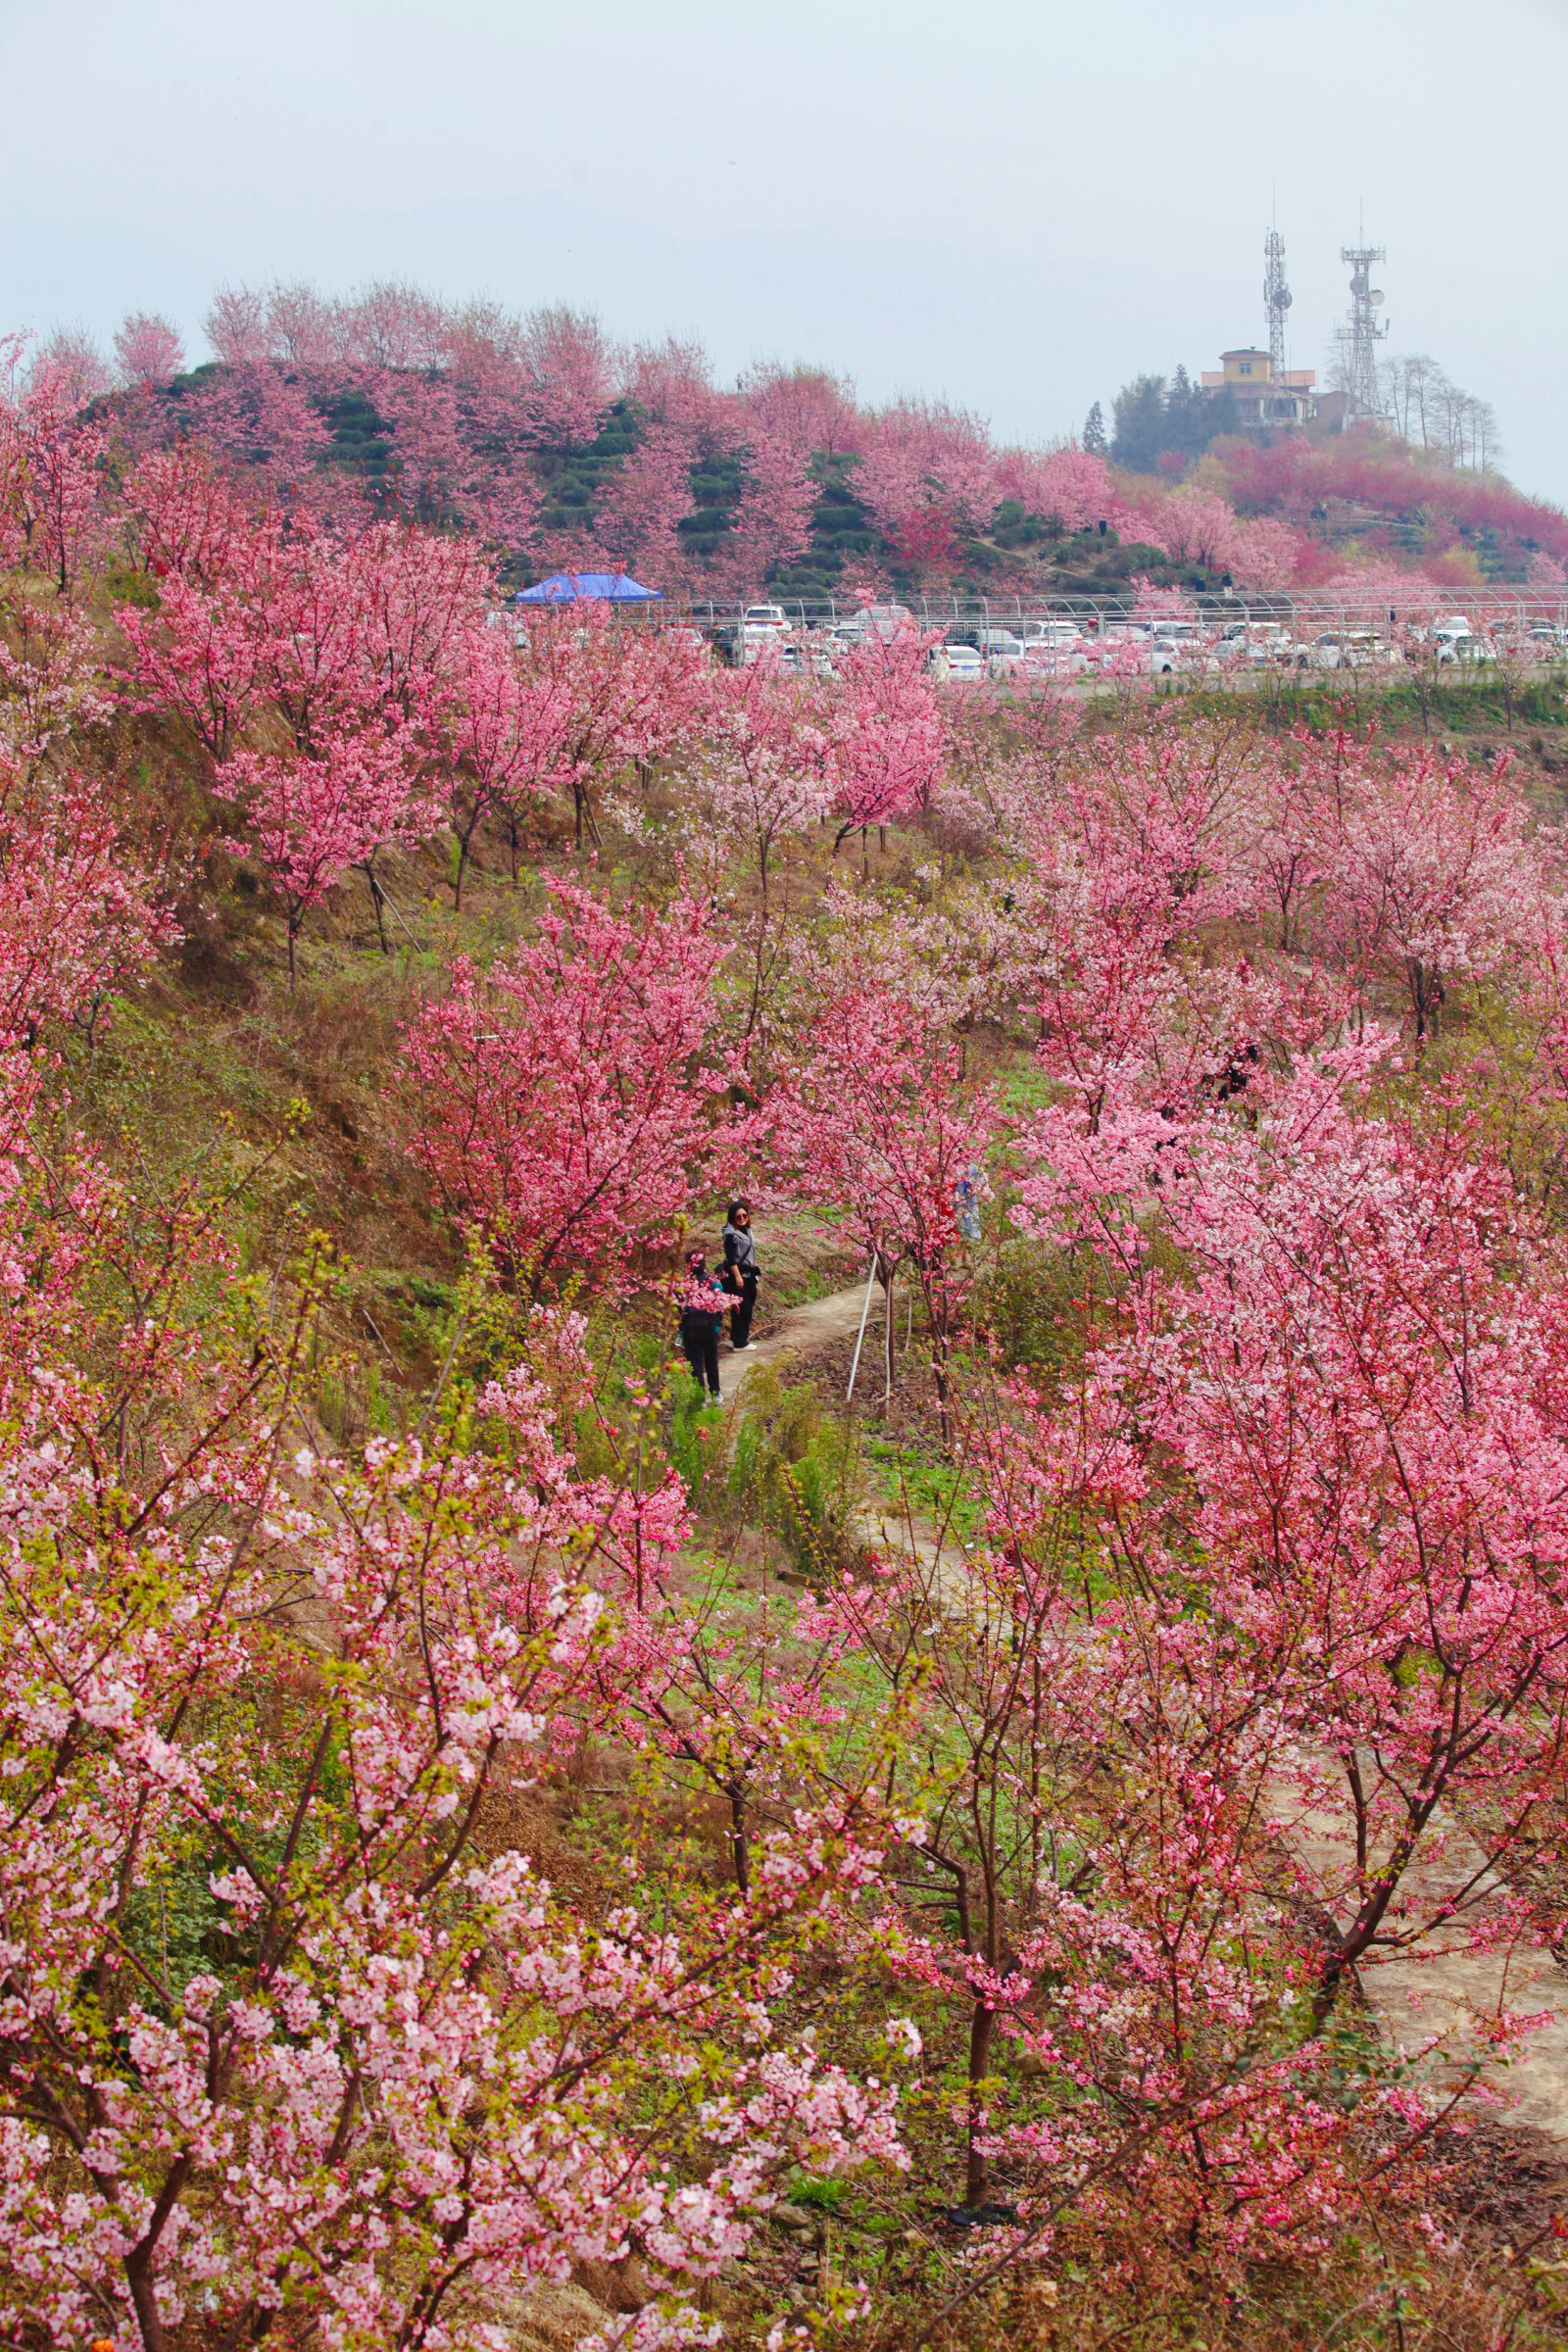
[721,1199,760,1350]
[678,1249,728,1400]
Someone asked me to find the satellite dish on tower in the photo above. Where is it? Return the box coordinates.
[1370,289,1385,306]
[1270,286,1294,311]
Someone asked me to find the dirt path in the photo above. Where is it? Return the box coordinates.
[728,1277,880,1392]
[1271,1769,1568,2145]
[728,1280,1568,2151]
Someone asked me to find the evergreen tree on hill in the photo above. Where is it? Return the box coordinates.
[1111,373,1167,474]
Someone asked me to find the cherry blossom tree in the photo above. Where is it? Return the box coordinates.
[121,440,266,589]
[202,283,270,366]
[594,424,694,588]
[1315,737,1538,1039]
[711,428,816,599]
[513,606,708,850]
[425,621,567,905]
[120,503,475,960]
[219,723,425,980]
[0,592,173,1061]
[0,1175,911,2350]
[766,941,1000,1425]
[405,877,731,1295]
[992,444,1125,536]
[1055,1051,1568,2047]
[825,631,945,853]
[112,313,185,388]
[739,364,861,467]
[698,657,831,1038]
[0,340,110,597]
[854,398,996,551]
[518,303,615,448]
[187,361,331,501]
[30,327,114,409]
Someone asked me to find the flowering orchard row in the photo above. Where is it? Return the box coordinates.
[4,338,1568,2347]
[30,283,1568,605]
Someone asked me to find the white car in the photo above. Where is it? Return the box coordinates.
[928,641,987,681]
[738,624,792,665]
[1214,621,1295,667]
[1335,632,1402,670]
[796,632,840,676]
[1433,620,1493,665]
[743,604,793,635]
[1150,634,1198,675]
[970,629,1032,677]
[1019,642,1090,680]
[1142,621,1212,674]
[850,603,917,642]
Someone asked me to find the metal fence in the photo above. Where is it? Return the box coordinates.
[511,587,1568,640]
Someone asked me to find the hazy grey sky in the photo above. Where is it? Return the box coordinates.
[5,0,1567,503]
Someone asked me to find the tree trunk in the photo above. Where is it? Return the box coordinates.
[728,1787,751,1896]
[364,861,390,955]
[964,2000,995,2208]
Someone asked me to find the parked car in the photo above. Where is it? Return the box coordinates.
[928,641,987,681]
[1214,620,1296,667]
[1337,632,1403,670]
[960,628,1032,677]
[796,631,840,676]
[1433,619,1494,665]
[1146,619,1202,644]
[850,603,917,642]
[743,603,793,635]
[739,629,797,668]
[1017,641,1090,680]
[1150,635,1192,675]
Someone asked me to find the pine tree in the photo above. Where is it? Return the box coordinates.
[1082,400,1107,458]
[1110,375,1168,475]
[1165,364,1199,457]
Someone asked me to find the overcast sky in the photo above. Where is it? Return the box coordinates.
[5,0,1566,505]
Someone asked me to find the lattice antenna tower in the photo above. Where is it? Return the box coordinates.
[1340,242,1388,413]
[1263,227,1292,375]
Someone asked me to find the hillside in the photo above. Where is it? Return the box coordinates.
[10,329,1568,2352]
[43,280,1568,607]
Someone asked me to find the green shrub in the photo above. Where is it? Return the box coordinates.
[728,1367,857,1578]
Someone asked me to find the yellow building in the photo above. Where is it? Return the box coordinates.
[1200,349,1317,429]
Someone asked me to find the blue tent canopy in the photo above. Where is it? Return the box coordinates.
[516,571,662,603]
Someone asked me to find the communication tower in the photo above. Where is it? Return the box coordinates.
[1263,228,1292,376]
[1339,242,1388,414]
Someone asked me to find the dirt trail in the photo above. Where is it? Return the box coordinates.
[728,1279,878,1391]
[729,1281,1568,2151]
[1271,1769,1568,2145]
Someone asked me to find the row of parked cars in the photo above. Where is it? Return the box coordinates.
[939,612,1568,681]
[720,604,1568,681]
[724,603,920,669]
